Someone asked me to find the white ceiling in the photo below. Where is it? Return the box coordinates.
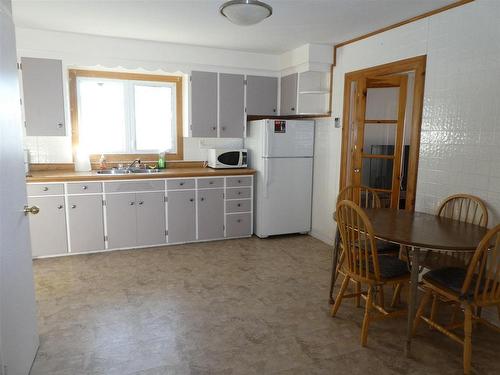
[12,0,459,54]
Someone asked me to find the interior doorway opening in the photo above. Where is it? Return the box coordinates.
[339,56,426,210]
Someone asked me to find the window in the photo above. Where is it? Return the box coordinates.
[69,70,183,161]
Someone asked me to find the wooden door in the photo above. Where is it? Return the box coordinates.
[21,57,66,136]
[246,75,278,116]
[67,195,105,252]
[28,196,68,256]
[105,193,137,249]
[197,189,224,240]
[351,75,408,208]
[280,73,298,115]
[136,192,166,247]
[219,73,245,138]
[0,2,40,372]
[190,71,217,137]
[167,190,196,243]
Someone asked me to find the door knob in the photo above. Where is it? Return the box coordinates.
[24,205,40,215]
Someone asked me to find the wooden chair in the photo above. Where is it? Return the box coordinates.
[413,224,500,374]
[330,186,401,307]
[331,200,410,346]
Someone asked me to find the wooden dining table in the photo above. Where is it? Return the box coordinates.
[330,208,489,357]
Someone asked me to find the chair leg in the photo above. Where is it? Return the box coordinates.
[331,275,351,317]
[361,286,374,347]
[355,281,361,307]
[391,283,402,308]
[413,288,432,335]
[430,295,438,327]
[464,305,472,375]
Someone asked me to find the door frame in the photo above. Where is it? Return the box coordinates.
[339,55,426,210]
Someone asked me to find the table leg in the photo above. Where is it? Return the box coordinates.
[329,229,341,305]
[406,246,420,357]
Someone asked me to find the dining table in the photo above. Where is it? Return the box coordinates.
[329,208,489,357]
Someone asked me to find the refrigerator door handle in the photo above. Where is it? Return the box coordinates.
[263,158,271,198]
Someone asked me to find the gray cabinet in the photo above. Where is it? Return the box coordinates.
[21,57,66,136]
[197,189,224,240]
[28,196,68,256]
[136,192,166,247]
[106,193,137,249]
[67,195,104,253]
[219,73,245,138]
[167,190,196,243]
[280,73,298,115]
[246,75,278,116]
[226,213,252,238]
[190,71,217,137]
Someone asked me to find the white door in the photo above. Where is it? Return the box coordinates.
[263,120,314,157]
[0,0,40,373]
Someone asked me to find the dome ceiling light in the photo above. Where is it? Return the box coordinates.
[219,0,273,26]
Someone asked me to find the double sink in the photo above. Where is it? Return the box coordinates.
[97,168,163,175]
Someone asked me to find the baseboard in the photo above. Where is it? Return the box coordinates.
[310,230,334,245]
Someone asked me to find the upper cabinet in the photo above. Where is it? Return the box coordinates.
[280,73,298,116]
[296,70,331,115]
[219,73,245,138]
[246,75,278,116]
[190,71,218,137]
[21,57,66,136]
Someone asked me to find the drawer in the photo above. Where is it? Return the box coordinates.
[226,213,252,238]
[27,183,64,196]
[226,199,251,213]
[197,177,224,189]
[105,180,165,193]
[226,187,251,199]
[226,176,252,187]
[167,179,195,190]
[67,182,102,194]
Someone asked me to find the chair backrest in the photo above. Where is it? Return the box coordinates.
[335,200,382,282]
[462,224,500,305]
[437,194,488,227]
[337,185,381,209]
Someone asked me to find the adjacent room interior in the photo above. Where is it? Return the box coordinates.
[0,1,499,374]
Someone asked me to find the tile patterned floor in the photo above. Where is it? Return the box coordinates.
[31,235,499,374]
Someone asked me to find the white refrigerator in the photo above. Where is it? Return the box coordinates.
[246,119,314,238]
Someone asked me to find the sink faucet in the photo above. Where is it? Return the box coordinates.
[128,159,141,169]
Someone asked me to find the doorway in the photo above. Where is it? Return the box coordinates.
[339,56,426,210]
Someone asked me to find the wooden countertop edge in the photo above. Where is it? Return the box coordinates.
[26,168,256,183]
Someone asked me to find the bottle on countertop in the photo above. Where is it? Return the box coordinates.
[158,152,166,169]
[99,154,108,170]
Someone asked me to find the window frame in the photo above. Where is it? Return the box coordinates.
[69,69,184,163]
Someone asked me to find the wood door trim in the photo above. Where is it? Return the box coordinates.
[339,56,426,211]
[332,0,474,66]
[390,75,407,208]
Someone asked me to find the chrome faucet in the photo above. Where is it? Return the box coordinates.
[128,159,141,169]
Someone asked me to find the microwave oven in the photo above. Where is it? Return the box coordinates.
[207,149,247,169]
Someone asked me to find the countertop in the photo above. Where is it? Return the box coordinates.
[27,167,256,183]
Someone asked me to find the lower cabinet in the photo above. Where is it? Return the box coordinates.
[28,196,68,257]
[67,195,105,252]
[226,213,252,238]
[167,190,196,243]
[197,188,224,240]
[136,192,166,247]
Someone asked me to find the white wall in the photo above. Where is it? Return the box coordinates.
[311,0,500,244]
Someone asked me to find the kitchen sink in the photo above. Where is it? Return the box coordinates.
[96,168,162,175]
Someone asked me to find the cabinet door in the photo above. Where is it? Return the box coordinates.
[167,190,196,243]
[280,73,298,115]
[21,57,66,136]
[197,189,224,240]
[246,75,278,116]
[67,195,105,253]
[219,73,245,138]
[106,193,137,249]
[191,71,218,137]
[28,196,67,256]
[136,192,166,247]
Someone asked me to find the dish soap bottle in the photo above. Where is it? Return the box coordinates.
[158,152,166,169]
[99,154,107,170]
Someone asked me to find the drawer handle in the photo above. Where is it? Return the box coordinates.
[179,182,185,186]
[238,192,241,195]
[238,180,242,183]
[82,185,88,190]
[138,201,144,205]
[237,203,241,207]
[130,202,135,206]
[71,204,77,209]
[237,219,242,223]
[189,198,194,202]
[209,181,214,185]
[42,187,49,191]
[57,205,63,210]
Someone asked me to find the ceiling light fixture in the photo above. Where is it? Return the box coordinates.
[220,0,273,26]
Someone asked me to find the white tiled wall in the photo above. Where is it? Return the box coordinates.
[311,0,500,244]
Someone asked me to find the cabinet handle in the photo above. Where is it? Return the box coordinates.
[237,203,241,207]
[42,187,49,191]
[237,191,241,195]
[291,107,295,111]
[212,126,216,131]
[57,205,63,209]
[209,181,214,185]
[71,204,77,209]
[189,198,194,202]
[200,197,205,201]
[273,109,276,113]
[237,180,241,183]
[57,122,63,128]
[82,185,88,190]
[179,182,184,186]
[237,219,242,223]
[130,202,135,205]
[138,201,144,205]
[221,126,226,131]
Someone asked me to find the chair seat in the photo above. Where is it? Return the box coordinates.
[423,267,484,300]
[376,240,400,255]
[370,255,410,280]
